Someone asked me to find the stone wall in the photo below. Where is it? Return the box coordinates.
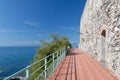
[80,0,120,77]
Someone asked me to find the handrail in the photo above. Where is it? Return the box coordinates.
[4,46,70,80]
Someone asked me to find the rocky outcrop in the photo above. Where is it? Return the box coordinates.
[80,0,120,77]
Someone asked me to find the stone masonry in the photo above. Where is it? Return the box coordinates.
[80,0,120,77]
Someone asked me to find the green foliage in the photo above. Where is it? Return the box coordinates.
[30,34,71,80]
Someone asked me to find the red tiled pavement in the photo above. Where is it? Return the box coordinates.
[48,48,120,80]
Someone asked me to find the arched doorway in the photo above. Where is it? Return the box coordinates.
[101,30,106,65]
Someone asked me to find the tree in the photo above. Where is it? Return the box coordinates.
[30,34,71,80]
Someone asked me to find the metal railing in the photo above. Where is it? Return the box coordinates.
[4,46,70,80]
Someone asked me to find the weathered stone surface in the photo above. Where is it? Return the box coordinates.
[80,0,120,77]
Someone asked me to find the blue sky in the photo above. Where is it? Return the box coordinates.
[0,0,86,46]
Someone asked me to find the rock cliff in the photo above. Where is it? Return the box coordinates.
[80,0,120,77]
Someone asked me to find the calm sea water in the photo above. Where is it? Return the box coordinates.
[0,46,39,78]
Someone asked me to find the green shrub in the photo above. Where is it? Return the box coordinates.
[30,34,71,80]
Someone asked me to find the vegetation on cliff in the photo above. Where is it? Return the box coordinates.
[30,34,71,80]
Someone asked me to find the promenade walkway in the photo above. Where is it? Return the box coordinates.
[48,48,119,80]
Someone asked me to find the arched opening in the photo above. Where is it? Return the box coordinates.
[101,30,106,66]
[101,30,106,37]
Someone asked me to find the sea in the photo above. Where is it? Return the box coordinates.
[0,46,39,79]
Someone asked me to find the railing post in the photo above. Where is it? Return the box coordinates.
[61,48,63,61]
[65,46,67,55]
[60,49,62,62]
[61,48,63,60]
[52,54,54,73]
[67,46,69,50]
[57,51,59,66]
[64,47,66,57]
[26,66,30,80]
[62,48,64,60]
[63,47,65,58]
[44,58,47,80]
[61,49,62,60]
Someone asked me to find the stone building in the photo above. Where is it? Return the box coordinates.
[80,0,120,77]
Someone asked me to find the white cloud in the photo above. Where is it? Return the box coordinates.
[0,29,31,33]
[70,40,77,44]
[0,41,40,46]
[24,21,39,27]
[60,27,78,31]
